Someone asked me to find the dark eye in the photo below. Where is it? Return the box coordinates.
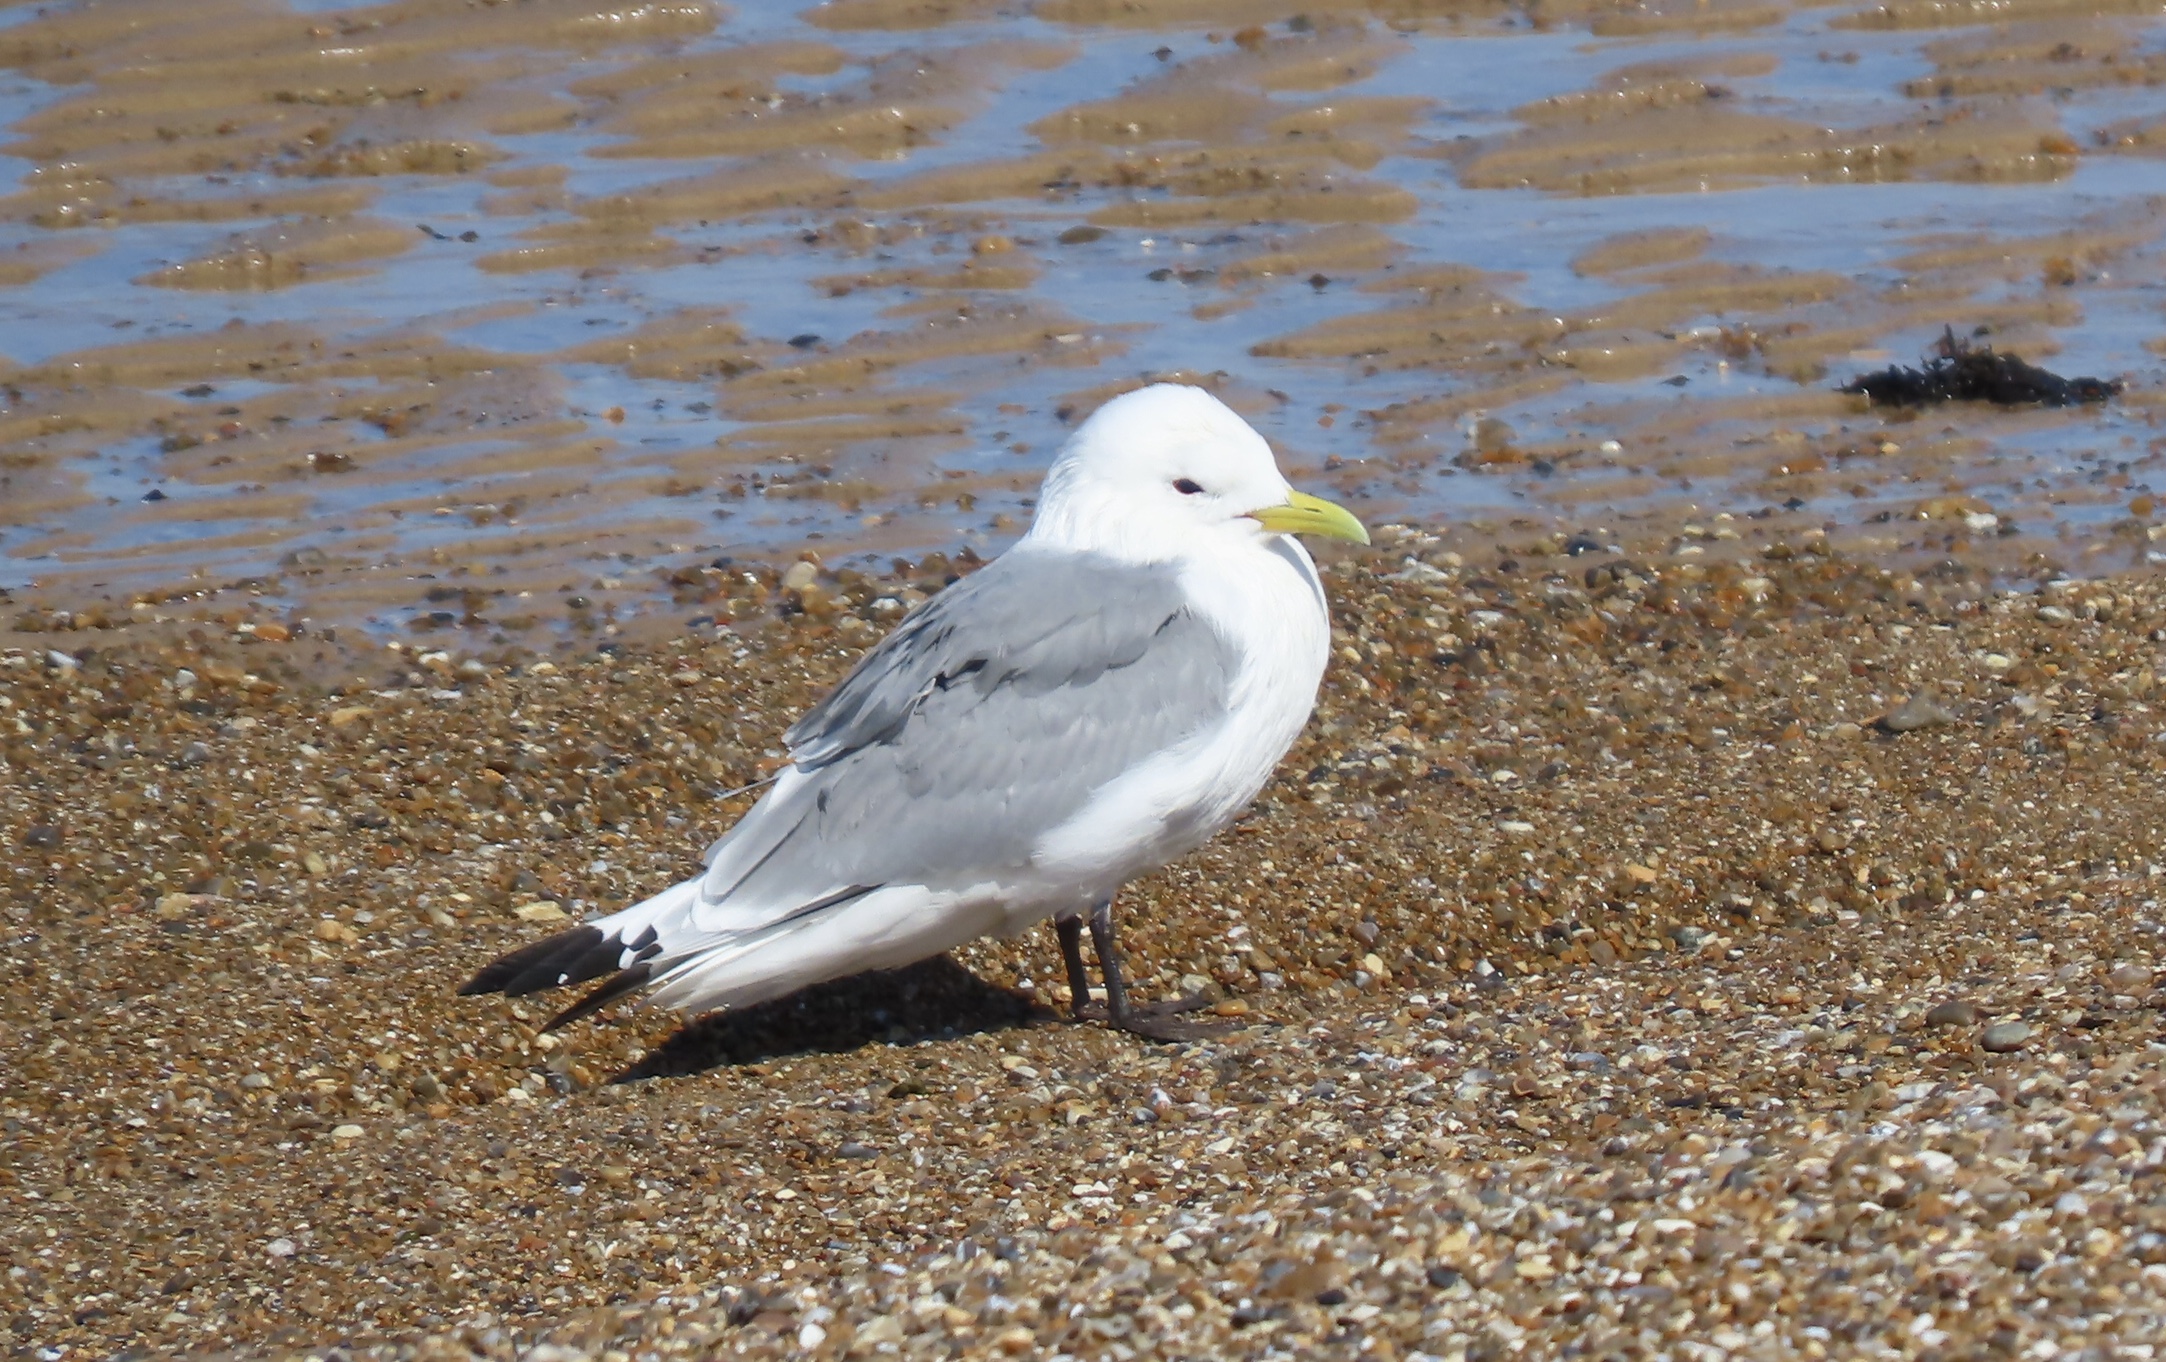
[1172,478,1204,495]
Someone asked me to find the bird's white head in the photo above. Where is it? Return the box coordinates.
[1025,384,1367,563]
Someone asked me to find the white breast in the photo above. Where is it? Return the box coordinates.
[1028,533,1331,900]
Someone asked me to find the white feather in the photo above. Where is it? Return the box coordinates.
[513,384,1348,1022]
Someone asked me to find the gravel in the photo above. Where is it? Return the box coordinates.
[5,530,2166,1358]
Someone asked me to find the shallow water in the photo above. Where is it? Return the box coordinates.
[2,0,2164,633]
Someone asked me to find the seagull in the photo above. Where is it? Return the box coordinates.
[460,383,1367,1041]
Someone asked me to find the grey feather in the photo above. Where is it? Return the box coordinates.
[697,548,1238,915]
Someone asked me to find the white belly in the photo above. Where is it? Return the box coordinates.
[1027,534,1330,906]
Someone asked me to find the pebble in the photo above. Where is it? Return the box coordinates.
[514,900,569,922]
[1878,688,1957,733]
[1981,1021,2032,1053]
[1924,999,1977,1027]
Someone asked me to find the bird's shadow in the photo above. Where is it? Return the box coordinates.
[610,955,1051,1082]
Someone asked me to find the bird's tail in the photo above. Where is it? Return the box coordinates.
[457,878,702,1030]
[458,877,893,1030]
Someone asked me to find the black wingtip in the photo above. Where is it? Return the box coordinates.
[544,963,655,1032]
[458,924,609,998]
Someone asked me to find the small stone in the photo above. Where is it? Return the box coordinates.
[154,893,196,919]
[2108,963,2152,991]
[514,900,569,922]
[2037,604,2074,623]
[1878,689,1957,733]
[1981,1021,2032,1053]
[330,1124,363,1140]
[1624,863,1658,884]
[265,1238,297,1259]
[1426,1264,1463,1289]
[302,851,328,876]
[240,1073,272,1090]
[837,1141,879,1159]
[995,1324,1038,1353]
[1817,828,1850,853]
[1924,999,1977,1028]
[328,706,372,728]
[782,561,820,591]
[314,918,358,943]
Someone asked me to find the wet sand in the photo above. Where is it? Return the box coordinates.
[5,531,2166,1357]
[2,0,2165,635]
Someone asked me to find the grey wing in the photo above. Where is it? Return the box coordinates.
[693,549,1239,922]
[783,550,1193,770]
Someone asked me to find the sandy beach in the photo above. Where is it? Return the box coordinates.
[5,530,2165,1358]
[5,0,2166,1354]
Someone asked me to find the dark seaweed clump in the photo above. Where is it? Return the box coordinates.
[1842,327,2121,408]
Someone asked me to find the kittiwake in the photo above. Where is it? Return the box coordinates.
[460,383,1368,1040]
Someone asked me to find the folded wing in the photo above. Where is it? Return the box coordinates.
[461,548,1240,1023]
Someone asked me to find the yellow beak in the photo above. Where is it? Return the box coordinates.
[1249,489,1370,545]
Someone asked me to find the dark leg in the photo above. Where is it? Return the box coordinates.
[1055,912,1094,1021]
[1086,898,1137,1022]
[1084,898,1229,1042]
